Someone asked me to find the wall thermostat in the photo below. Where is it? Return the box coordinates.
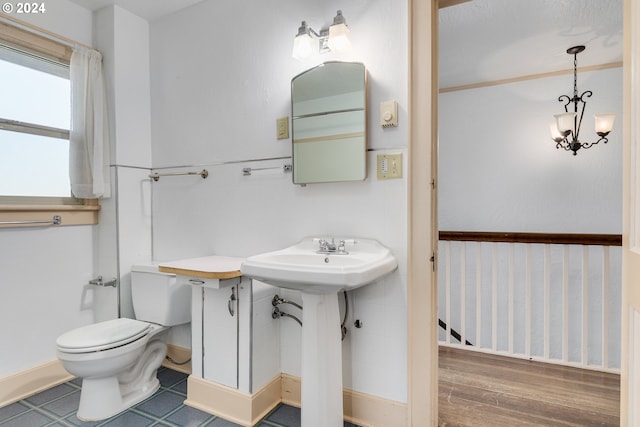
[380,100,398,128]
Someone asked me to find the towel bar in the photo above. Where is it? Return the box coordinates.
[0,215,61,226]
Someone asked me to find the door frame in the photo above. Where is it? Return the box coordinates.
[407,0,439,425]
[411,1,636,425]
[622,0,639,424]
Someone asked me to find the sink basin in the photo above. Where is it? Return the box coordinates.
[240,237,397,292]
[241,237,397,426]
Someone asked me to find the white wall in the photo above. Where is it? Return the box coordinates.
[148,0,409,403]
[94,6,154,321]
[439,67,623,234]
[0,2,99,377]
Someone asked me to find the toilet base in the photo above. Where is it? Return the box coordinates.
[76,376,160,421]
[75,337,168,421]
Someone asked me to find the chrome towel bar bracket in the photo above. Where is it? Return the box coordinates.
[243,164,292,176]
[88,276,117,288]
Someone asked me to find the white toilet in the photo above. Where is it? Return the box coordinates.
[56,265,191,421]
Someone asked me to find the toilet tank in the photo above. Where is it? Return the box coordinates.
[131,264,191,326]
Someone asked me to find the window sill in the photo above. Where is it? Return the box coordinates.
[0,203,100,228]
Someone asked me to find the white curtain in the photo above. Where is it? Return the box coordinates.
[69,46,111,199]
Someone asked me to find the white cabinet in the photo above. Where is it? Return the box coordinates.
[186,276,248,390]
[159,256,278,394]
[202,284,238,387]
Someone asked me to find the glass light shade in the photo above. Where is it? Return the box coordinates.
[594,113,616,135]
[327,23,351,51]
[549,123,564,142]
[292,33,315,60]
[554,112,577,133]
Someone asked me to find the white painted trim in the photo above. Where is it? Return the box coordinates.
[629,308,640,426]
[407,1,438,424]
[439,62,623,94]
[186,373,408,427]
[0,360,73,408]
[185,375,281,427]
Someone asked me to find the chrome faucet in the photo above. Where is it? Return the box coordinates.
[317,238,336,253]
[316,238,351,254]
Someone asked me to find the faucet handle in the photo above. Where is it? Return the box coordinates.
[337,239,357,254]
[313,238,329,251]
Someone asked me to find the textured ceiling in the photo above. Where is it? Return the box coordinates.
[438,0,623,89]
[67,0,205,22]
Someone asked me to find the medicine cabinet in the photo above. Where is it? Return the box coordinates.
[291,61,367,184]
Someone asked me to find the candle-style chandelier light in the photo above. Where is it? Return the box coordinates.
[549,45,615,156]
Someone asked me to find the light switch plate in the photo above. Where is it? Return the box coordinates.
[377,153,403,179]
[277,117,289,139]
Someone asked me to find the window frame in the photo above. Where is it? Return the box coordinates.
[0,19,99,227]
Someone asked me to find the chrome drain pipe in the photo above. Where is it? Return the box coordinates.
[272,294,303,310]
[272,306,302,326]
[271,292,350,341]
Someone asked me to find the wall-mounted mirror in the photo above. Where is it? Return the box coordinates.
[291,61,367,185]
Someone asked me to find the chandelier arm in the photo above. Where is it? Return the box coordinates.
[574,90,592,141]
[581,135,609,150]
[558,94,572,111]
[578,90,593,103]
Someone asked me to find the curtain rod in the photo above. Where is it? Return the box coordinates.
[0,13,93,50]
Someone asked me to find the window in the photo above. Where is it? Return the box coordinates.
[0,20,98,225]
[0,45,71,199]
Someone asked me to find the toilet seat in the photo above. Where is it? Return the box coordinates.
[57,318,151,354]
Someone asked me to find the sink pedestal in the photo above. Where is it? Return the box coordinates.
[300,291,343,426]
[240,237,398,426]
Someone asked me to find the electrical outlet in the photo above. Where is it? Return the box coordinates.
[377,153,403,179]
[276,117,289,139]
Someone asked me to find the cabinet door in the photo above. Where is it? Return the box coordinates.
[203,285,238,388]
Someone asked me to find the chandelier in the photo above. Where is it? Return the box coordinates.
[549,45,615,156]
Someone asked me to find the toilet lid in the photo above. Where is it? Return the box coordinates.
[57,318,151,353]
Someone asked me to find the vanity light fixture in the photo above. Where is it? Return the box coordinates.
[292,10,351,60]
[549,45,615,156]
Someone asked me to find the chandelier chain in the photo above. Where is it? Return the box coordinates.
[573,53,578,99]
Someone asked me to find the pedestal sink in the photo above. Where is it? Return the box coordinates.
[241,237,397,426]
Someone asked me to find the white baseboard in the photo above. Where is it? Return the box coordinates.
[0,360,73,408]
[187,373,407,427]
[185,374,281,427]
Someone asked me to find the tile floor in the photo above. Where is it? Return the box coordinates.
[0,368,361,427]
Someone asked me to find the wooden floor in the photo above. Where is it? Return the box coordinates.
[438,346,620,426]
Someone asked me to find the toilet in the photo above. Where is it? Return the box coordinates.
[56,265,191,421]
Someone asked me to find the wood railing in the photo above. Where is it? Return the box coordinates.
[438,231,622,372]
